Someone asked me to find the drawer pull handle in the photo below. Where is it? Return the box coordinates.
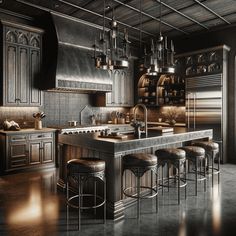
[12,138,25,141]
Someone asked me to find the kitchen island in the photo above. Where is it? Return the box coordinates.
[58,127,213,220]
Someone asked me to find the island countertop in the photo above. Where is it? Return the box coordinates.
[57,128,213,220]
[58,127,213,154]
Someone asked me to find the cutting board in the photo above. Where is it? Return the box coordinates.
[148,126,174,133]
[98,134,128,140]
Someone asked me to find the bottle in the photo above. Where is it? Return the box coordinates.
[125,113,130,124]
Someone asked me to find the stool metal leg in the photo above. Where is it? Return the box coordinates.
[178,161,180,205]
[195,158,198,196]
[104,178,106,224]
[78,175,81,230]
[212,150,214,187]
[218,150,220,184]
[151,171,153,195]
[66,176,69,230]
[137,176,141,219]
[204,158,207,192]
[156,170,158,213]
[167,162,170,192]
[184,161,187,200]
[94,180,97,215]
[162,165,164,195]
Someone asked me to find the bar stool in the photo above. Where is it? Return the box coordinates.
[66,158,106,230]
[180,146,206,196]
[192,141,220,186]
[155,148,187,205]
[122,153,158,219]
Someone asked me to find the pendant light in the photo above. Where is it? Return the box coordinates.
[94,0,130,70]
[147,0,175,75]
[94,0,110,70]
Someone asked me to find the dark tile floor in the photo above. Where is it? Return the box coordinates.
[0,165,236,236]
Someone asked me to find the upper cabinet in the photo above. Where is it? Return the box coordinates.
[175,45,229,78]
[96,61,134,107]
[0,20,43,106]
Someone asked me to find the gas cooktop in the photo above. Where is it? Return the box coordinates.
[49,125,108,134]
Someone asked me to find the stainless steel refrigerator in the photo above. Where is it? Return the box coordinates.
[186,73,226,163]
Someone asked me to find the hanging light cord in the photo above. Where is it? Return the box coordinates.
[139,0,142,51]
[102,0,106,39]
[159,0,162,38]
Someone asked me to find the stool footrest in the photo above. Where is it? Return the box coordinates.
[123,186,158,199]
[67,193,105,210]
[160,177,187,189]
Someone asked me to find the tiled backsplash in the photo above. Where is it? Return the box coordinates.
[42,92,129,127]
[0,92,129,129]
[147,106,186,123]
[0,107,40,129]
[0,91,185,129]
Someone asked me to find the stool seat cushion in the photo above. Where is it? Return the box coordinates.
[180,146,205,157]
[67,158,105,173]
[180,146,205,159]
[123,153,157,168]
[192,141,219,151]
[155,148,186,160]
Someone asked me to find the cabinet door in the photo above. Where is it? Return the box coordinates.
[111,71,120,105]
[125,64,134,106]
[18,46,30,105]
[41,140,54,163]
[106,69,133,107]
[4,44,18,105]
[30,48,42,106]
[29,141,41,165]
[2,23,43,107]
[9,142,28,169]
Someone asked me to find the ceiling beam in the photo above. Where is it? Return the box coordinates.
[57,0,155,36]
[113,0,188,34]
[15,0,155,38]
[193,0,231,24]
[155,0,209,30]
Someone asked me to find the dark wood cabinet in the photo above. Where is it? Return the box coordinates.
[8,134,28,169]
[1,20,43,106]
[29,132,54,165]
[0,129,56,175]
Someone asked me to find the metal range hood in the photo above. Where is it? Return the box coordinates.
[41,12,112,93]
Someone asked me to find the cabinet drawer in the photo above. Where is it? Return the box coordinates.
[29,132,53,140]
[10,135,28,142]
[10,157,28,168]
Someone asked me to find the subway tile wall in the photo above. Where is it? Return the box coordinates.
[42,92,129,127]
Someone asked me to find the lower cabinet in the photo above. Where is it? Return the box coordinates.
[0,129,56,174]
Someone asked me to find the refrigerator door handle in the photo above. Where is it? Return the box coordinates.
[193,92,196,130]
[187,92,190,129]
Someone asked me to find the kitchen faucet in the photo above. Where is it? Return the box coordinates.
[133,103,148,137]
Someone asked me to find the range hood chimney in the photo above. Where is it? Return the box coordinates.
[41,12,112,93]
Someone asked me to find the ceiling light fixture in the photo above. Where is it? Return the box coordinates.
[94,0,130,70]
[147,0,175,75]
